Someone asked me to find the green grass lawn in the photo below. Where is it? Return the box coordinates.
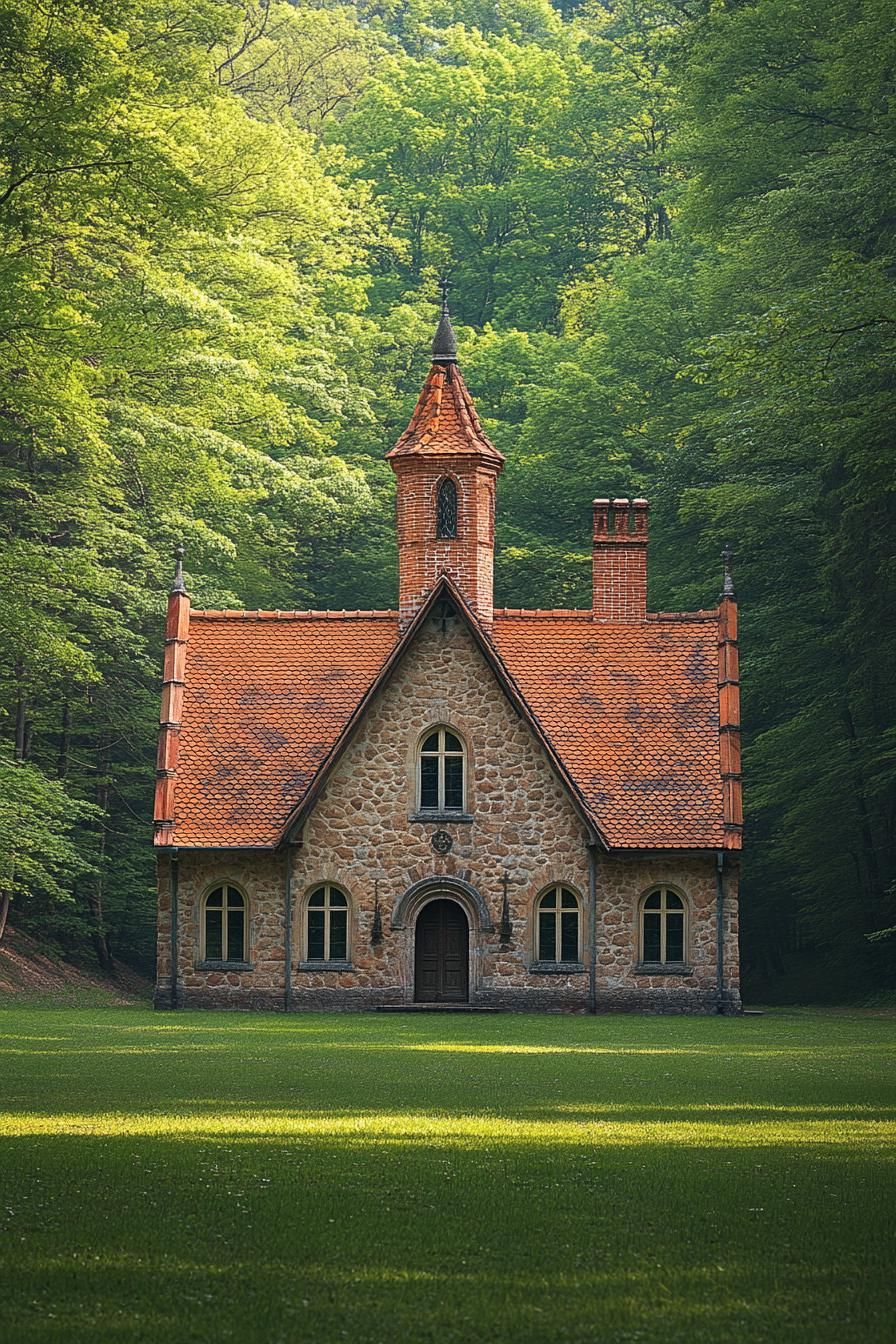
[0,1008,894,1343]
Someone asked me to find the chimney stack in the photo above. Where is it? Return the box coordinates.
[592,497,649,621]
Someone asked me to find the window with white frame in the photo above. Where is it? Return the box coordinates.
[418,727,465,812]
[640,888,687,964]
[203,885,246,963]
[536,885,581,963]
[306,885,349,962]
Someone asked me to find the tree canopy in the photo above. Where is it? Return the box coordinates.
[1,0,892,995]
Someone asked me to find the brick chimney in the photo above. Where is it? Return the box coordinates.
[592,497,649,621]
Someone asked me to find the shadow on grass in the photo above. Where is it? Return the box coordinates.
[2,1133,893,1344]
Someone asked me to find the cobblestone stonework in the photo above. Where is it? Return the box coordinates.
[155,613,740,1012]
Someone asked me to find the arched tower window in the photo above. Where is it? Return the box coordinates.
[436,478,458,539]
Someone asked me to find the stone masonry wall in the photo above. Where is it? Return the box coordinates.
[156,613,740,1012]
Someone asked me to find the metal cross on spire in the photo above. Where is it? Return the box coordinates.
[431,275,458,363]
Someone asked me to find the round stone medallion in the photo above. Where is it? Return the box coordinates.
[431,829,453,855]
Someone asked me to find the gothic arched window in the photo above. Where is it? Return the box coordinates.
[202,885,247,964]
[305,885,350,963]
[639,888,687,965]
[536,885,581,963]
[418,727,465,812]
[436,478,458,539]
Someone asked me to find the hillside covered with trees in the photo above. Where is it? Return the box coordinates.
[1,0,893,997]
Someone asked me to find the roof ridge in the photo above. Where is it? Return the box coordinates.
[492,608,718,622]
[191,609,399,621]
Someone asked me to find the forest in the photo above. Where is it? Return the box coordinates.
[0,0,893,998]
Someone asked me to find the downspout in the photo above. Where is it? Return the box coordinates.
[588,841,598,1014]
[715,849,725,1014]
[170,849,179,1010]
[283,846,293,1013]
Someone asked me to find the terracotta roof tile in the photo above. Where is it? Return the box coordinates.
[491,614,723,849]
[170,612,398,847]
[386,363,504,464]
[161,605,726,852]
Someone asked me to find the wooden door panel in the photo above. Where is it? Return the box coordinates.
[414,900,469,1002]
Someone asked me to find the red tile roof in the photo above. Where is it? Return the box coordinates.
[168,612,398,848]
[386,362,505,464]
[491,612,724,849]
[158,600,730,851]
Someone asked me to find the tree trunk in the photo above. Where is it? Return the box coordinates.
[57,700,71,779]
[88,734,115,974]
[0,890,10,944]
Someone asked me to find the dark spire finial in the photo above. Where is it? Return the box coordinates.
[431,276,458,363]
[171,543,187,596]
[720,543,735,600]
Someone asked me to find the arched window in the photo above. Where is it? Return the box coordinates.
[640,888,687,965]
[306,885,349,962]
[203,885,246,963]
[436,477,457,539]
[536,885,580,963]
[419,727,465,812]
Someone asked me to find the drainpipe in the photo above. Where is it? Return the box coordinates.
[283,847,293,1013]
[588,842,598,1015]
[715,849,725,1015]
[170,849,179,1010]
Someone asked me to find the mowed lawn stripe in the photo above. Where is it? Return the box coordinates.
[0,1007,893,1344]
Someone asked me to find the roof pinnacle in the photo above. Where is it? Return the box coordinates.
[431,276,458,363]
[171,543,187,596]
[720,543,735,600]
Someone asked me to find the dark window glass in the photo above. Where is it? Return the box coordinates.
[560,911,578,961]
[227,908,245,962]
[643,913,661,962]
[561,888,577,909]
[205,909,223,960]
[330,911,348,961]
[206,888,223,908]
[444,731,462,753]
[329,891,347,908]
[420,755,439,809]
[307,909,325,960]
[666,913,684,962]
[666,893,683,910]
[421,732,440,753]
[539,910,557,961]
[644,892,662,910]
[308,888,325,908]
[436,478,457,539]
[444,756,464,810]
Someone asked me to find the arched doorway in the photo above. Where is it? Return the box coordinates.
[414,899,469,1003]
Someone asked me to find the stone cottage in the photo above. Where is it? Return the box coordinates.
[153,299,742,1012]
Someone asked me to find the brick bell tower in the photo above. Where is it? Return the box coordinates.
[387,282,505,630]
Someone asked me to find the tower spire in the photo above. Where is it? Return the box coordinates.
[431,276,458,363]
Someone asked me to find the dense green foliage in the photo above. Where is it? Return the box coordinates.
[1,1008,895,1341]
[1,0,893,991]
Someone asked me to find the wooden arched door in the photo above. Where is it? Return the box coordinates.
[414,899,469,1002]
